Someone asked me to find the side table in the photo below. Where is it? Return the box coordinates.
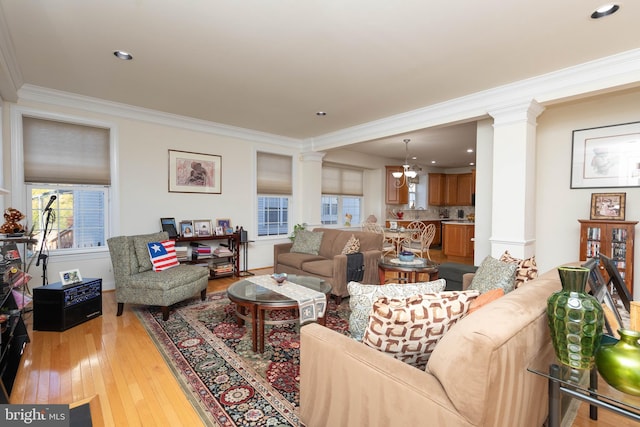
[378,256,438,284]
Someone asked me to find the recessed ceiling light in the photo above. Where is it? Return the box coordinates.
[431,160,436,164]
[591,4,619,19]
[469,162,475,166]
[467,149,474,153]
[316,111,327,116]
[113,50,133,60]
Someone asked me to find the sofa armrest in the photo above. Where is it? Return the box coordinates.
[273,241,294,263]
[462,273,475,290]
[300,323,467,427]
[363,249,383,284]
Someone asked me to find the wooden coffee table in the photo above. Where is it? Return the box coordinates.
[226,275,332,353]
[378,256,439,284]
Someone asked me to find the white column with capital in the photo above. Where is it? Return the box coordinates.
[298,151,325,228]
[488,100,545,260]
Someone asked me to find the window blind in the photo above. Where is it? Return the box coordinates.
[257,152,292,195]
[23,117,110,185]
[322,164,363,196]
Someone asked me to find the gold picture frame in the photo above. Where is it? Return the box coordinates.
[590,192,626,221]
[168,150,222,194]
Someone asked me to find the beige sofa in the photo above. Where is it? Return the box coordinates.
[273,228,383,301]
[300,267,562,426]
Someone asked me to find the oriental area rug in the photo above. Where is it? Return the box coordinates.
[136,292,350,427]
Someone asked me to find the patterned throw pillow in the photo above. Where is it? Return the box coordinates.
[341,234,361,255]
[290,230,324,255]
[363,290,479,368]
[347,280,447,341]
[469,256,517,294]
[147,240,179,271]
[499,251,538,288]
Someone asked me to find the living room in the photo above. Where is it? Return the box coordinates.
[1,2,640,425]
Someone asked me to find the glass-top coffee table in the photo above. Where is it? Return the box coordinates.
[226,275,332,353]
[378,256,439,284]
[527,344,640,426]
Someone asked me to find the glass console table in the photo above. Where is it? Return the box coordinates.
[528,345,640,427]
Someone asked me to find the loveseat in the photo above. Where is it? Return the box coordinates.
[300,267,562,426]
[273,228,383,301]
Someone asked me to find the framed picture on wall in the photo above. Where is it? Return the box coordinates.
[168,150,222,194]
[570,121,640,189]
[589,192,626,221]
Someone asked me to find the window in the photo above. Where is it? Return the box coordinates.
[22,116,111,254]
[321,164,363,225]
[257,152,292,237]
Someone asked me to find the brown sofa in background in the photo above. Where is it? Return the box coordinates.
[273,227,383,302]
[299,267,562,427]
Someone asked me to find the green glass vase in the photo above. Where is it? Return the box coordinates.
[546,266,604,369]
[595,329,640,396]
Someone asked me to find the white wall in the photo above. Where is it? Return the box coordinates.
[536,87,640,299]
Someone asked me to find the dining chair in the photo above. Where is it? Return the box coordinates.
[401,223,437,260]
[362,221,396,256]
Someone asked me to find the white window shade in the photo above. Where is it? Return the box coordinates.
[322,165,363,196]
[23,117,110,185]
[257,152,292,195]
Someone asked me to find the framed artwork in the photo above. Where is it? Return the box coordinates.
[160,217,178,238]
[59,268,82,286]
[570,121,640,188]
[168,150,222,194]
[193,220,212,237]
[216,218,231,229]
[582,258,622,336]
[589,192,626,221]
[215,226,224,236]
[180,220,194,237]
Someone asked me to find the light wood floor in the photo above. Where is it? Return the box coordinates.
[9,252,636,426]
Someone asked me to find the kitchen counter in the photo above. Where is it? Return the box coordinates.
[442,220,475,225]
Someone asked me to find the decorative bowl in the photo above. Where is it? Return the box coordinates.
[271,273,287,284]
[398,251,415,262]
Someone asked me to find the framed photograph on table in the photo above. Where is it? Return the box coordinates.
[582,257,622,336]
[180,220,194,237]
[160,217,178,238]
[59,269,82,286]
[217,218,230,229]
[589,192,626,221]
[168,150,222,194]
[193,220,212,237]
[570,121,640,189]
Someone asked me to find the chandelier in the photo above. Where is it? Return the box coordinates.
[392,139,420,188]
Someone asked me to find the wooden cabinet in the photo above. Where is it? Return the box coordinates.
[428,173,445,206]
[386,166,409,205]
[443,223,474,261]
[428,172,475,206]
[578,219,637,295]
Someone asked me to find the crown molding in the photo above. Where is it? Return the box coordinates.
[17,84,302,148]
[309,48,640,151]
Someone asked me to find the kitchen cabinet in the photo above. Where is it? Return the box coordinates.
[578,219,636,295]
[428,173,445,206]
[428,172,475,206]
[442,222,474,262]
[386,166,409,205]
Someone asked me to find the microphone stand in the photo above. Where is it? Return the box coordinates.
[36,207,53,286]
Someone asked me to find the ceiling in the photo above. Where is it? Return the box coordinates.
[0,1,638,168]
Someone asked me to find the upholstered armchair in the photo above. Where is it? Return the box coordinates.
[107,231,209,320]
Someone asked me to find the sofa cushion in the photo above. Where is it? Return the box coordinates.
[469,256,517,294]
[347,280,446,341]
[468,288,504,314]
[277,252,326,269]
[341,234,361,255]
[147,240,179,271]
[291,230,324,255]
[363,290,479,368]
[133,231,170,273]
[499,251,538,288]
[301,259,334,278]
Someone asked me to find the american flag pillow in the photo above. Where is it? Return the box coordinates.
[147,240,179,271]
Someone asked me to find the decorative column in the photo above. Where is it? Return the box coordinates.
[488,100,545,260]
[298,151,325,227]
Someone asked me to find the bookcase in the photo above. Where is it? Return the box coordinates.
[578,219,637,295]
[175,233,240,279]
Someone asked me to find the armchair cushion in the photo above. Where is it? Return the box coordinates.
[133,231,169,273]
[347,279,446,341]
[291,230,324,255]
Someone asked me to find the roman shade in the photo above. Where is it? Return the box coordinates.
[257,152,292,195]
[322,164,363,196]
